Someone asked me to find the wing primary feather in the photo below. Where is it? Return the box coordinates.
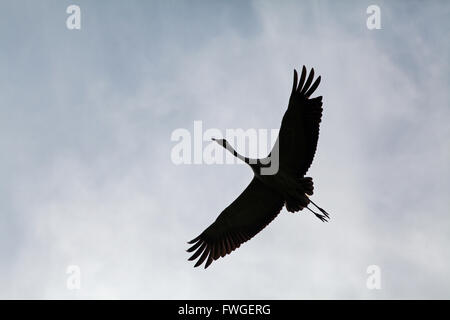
[194,245,211,267]
[235,232,243,244]
[229,233,237,248]
[297,66,307,92]
[218,241,223,258]
[188,242,206,261]
[187,236,200,244]
[291,69,298,94]
[220,239,227,257]
[213,242,220,260]
[305,76,321,97]
[186,240,202,252]
[236,232,245,243]
[301,68,314,94]
[204,250,214,269]
[225,236,232,253]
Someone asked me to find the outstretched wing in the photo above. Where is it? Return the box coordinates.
[272,66,323,177]
[187,177,284,269]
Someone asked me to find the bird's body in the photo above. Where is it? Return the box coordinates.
[188,66,330,268]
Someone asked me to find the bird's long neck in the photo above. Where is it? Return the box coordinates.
[222,141,257,166]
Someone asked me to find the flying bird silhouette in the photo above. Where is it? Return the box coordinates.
[187,66,330,268]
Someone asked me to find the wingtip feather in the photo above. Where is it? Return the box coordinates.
[187,236,200,244]
[292,69,298,94]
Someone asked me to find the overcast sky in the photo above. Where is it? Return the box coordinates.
[0,0,449,299]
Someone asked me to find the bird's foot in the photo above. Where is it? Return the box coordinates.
[314,212,329,223]
[319,208,330,219]
[308,199,330,219]
[306,206,329,222]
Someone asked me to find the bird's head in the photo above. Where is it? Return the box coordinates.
[211,137,227,147]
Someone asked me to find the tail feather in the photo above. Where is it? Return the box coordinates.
[285,177,314,212]
[302,177,314,195]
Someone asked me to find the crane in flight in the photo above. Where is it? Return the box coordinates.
[187,66,330,268]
